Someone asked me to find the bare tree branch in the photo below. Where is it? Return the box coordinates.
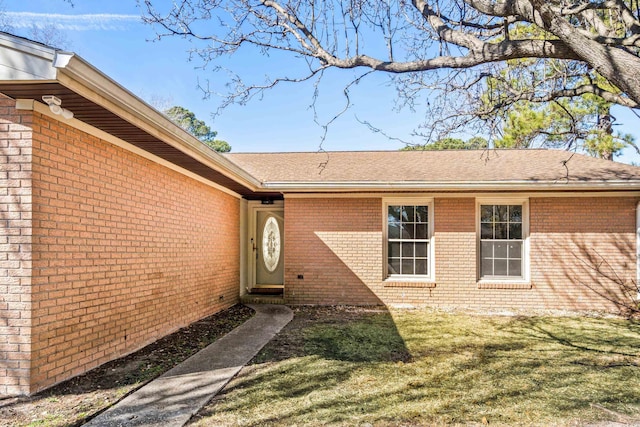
[142,0,640,154]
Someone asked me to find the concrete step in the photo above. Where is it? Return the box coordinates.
[251,284,284,295]
[241,294,286,304]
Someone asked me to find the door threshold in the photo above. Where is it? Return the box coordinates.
[249,284,284,296]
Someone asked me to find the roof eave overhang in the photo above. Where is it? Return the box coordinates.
[261,180,640,192]
[0,32,262,193]
[54,57,262,191]
[3,33,638,198]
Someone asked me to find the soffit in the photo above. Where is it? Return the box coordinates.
[0,81,281,200]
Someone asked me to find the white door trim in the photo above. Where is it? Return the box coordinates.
[247,201,284,290]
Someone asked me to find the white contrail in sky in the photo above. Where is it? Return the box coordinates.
[4,12,140,31]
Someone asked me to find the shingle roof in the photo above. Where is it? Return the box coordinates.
[224,149,640,190]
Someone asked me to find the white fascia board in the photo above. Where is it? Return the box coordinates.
[0,33,61,80]
[0,32,57,58]
[0,33,260,191]
[262,180,640,192]
[53,55,262,191]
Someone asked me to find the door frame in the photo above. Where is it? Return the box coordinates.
[247,201,284,291]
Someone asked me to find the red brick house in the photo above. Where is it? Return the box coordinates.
[1,32,639,395]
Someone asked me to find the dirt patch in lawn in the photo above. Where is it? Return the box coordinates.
[248,305,408,364]
[0,304,254,427]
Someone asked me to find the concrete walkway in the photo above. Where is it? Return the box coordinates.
[84,304,293,427]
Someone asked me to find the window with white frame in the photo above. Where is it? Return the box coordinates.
[479,203,526,279]
[386,202,432,279]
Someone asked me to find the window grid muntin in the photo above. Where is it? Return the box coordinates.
[388,205,429,276]
[480,204,523,278]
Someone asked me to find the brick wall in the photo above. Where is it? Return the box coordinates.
[3,96,638,394]
[284,196,638,311]
[0,97,33,396]
[529,197,638,311]
[1,102,241,394]
[284,198,382,305]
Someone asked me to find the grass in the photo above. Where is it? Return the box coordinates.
[190,306,640,427]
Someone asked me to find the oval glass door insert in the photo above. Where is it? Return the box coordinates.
[262,216,281,272]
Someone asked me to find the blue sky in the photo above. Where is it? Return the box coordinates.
[3,0,640,164]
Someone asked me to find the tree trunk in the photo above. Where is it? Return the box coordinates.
[530,0,640,106]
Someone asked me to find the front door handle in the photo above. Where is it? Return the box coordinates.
[251,238,258,259]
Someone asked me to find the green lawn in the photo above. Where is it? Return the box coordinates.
[190,306,640,426]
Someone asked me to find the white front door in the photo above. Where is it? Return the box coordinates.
[249,205,284,289]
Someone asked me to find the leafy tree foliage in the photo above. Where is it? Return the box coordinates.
[480,25,635,159]
[203,139,232,153]
[402,137,488,150]
[495,98,633,159]
[164,106,231,152]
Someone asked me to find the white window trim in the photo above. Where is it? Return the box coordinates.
[476,197,530,284]
[383,197,435,282]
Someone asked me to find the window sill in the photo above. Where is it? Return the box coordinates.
[477,281,531,290]
[384,280,436,289]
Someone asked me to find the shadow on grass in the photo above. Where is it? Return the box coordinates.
[501,315,640,362]
[250,306,411,364]
[302,310,412,363]
[193,308,640,427]
[496,314,640,348]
